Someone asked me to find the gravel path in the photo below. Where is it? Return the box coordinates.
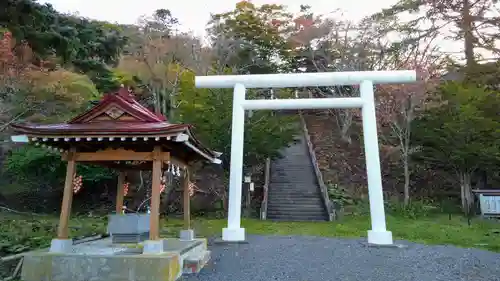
[181,235,500,281]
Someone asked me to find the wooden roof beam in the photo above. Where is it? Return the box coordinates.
[61,148,171,162]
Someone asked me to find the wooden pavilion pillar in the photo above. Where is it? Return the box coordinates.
[183,167,191,230]
[115,171,126,214]
[57,147,77,239]
[180,166,195,240]
[149,146,164,240]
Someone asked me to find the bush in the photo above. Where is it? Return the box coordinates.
[385,199,440,219]
[3,145,115,192]
[327,183,355,207]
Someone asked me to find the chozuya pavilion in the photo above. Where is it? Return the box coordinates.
[10,86,222,281]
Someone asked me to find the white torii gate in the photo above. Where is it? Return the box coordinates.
[195,70,416,245]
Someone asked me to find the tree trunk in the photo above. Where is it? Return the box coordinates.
[334,109,352,144]
[459,171,474,214]
[168,89,176,121]
[462,0,476,67]
[403,111,412,206]
[403,152,410,206]
[153,90,161,115]
[340,122,352,144]
[161,89,168,117]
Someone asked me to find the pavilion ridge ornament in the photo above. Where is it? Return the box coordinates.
[105,107,125,119]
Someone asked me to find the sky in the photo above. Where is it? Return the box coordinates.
[38,0,476,60]
[40,0,398,38]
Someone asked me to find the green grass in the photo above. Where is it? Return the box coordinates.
[0,212,108,255]
[1,212,499,257]
[189,215,500,252]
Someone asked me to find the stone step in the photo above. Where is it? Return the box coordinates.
[268,192,322,198]
[267,210,326,217]
[271,174,315,179]
[269,179,317,184]
[267,204,325,210]
[273,164,309,167]
[274,155,311,159]
[271,174,316,178]
[268,193,321,198]
[274,158,310,163]
[271,178,314,183]
[267,200,324,206]
[273,156,311,161]
[267,217,328,222]
[269,182,318,186]
[270,175,316,181]
[267,191,321,197]
[267,196,323,202]
[267,214,328,221]
[269,181,317,185]
[272,170,311,174]
[271,173,314,177]
[267,204,324,211]
[273,164,311,169]
[267,197,322,203]
[272,162,313,167]
[268,188,320,192]
[268,210,326,215]
[266,130,329,222]
[269,184,319,189]
[268,201,323,207]
[273,169,313,172]
[183,250,211,274]
[274,159,310,161]
[273,159,313,163]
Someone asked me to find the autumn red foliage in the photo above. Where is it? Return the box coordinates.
[0,32,18,77]
[0,30,41,88]
[375,59,441,126]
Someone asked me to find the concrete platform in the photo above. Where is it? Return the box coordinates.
[21,238,210,281]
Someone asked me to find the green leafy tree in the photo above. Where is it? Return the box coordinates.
[208,1,294,74]
[176,69,299,170]
[26,68,99,122]
[118,10,189,120]
[0,0,127,92]
[369,0,500,67]
[5,146,115,192]
[412,82,500,212]
[0,31,97,128]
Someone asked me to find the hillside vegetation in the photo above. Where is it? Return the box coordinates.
[0,0,498,218]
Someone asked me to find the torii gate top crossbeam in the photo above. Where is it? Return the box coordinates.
[195,70,416,89]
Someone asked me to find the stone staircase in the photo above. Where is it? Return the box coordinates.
[266,133,329,221]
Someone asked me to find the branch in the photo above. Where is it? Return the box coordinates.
[0,205,48,216]
[0,109,30,132]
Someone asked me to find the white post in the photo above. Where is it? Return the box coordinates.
[360,80,393,245]
[222,83,246,241]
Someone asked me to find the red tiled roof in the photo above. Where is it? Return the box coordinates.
[69,87,167,124]
[10,87,221,163]
[12,87,185,135]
